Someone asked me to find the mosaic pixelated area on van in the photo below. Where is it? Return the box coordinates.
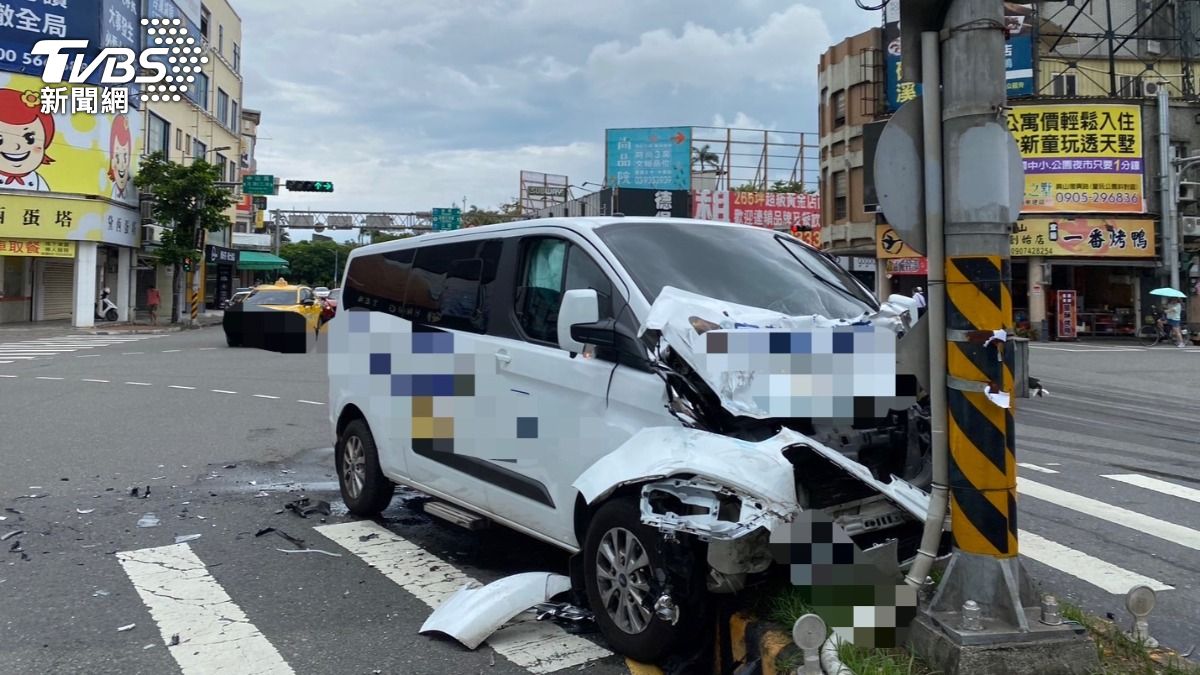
[692,325,912,418]
[329,310,608,459]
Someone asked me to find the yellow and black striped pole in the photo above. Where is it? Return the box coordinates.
[945,257,1016,558]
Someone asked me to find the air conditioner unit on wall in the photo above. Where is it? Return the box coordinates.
[1180,184,1198,203]
[141,225,164,245]
[1143,80,1167,97]
[1183,216,1200,238]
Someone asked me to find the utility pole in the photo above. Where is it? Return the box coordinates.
[902,0,1098,671]
[1158,84,1180,290]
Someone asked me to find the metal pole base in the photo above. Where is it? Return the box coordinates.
[907,551,1100,674]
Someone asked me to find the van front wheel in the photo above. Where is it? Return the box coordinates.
[582,498,700,663]
[336,419,395,517]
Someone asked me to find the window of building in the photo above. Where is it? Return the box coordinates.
[147,113,169,157]
[184,133,191,154]
[1118,75,1143,97]
[200,5,210,40]
[833,90,847,128]
[214,152,227,176]
[217,89,229,127]
[233,43,240,72]
[229,159,237,182]
[834,171,849,221]
[1051,72,1077,96]
[176,128,183,150]
[194,72,210,110]
[193,139,207,159]
[230,100,238,130]
[218,24,223,54]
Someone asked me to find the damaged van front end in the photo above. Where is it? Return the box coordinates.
[573,285,939,598]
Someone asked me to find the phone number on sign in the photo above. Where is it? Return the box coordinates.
[1053,192,1140,205]
[0,49,45,69]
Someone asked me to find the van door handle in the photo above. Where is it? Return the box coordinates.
[495,350,511,365]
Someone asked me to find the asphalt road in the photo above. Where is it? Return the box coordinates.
[1,327,1197,674]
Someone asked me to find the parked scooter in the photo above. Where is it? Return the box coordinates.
[97,287,119,322]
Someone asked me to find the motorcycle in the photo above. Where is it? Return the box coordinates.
[97,287,119,322]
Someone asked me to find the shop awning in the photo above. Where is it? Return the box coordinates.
[237,251,290,271]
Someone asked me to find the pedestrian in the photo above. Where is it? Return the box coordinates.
[1164,297,1185,347]
[146,285,161,326]
[913,286,927,317]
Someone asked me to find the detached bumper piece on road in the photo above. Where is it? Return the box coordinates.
[223,310,315,354]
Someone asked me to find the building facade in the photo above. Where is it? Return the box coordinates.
[139,0,247,314]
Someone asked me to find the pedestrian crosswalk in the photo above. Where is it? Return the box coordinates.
[0,334,167,364]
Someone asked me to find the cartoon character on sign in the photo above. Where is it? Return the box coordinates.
[0,89,55,192]
[108,115,132,199]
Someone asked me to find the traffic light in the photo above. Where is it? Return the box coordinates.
[183,257,193,272]
[285,180,334,193]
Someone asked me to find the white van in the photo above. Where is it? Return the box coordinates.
[328,217,934,661]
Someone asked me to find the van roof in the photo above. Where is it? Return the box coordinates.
[349,216,767,256]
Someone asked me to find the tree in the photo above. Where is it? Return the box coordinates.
[134,152,236,324]
[692,144,722,173]
[461,199,521,228]
[732,179,816,193]
[370,231,418,244]
[277,240,357,287]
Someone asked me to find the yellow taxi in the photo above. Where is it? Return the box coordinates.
[222,278,324,352]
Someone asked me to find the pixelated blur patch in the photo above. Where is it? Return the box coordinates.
[516,417,538,439]
[769,509,918,649]
[348,309,370,332]
[369,352,391,375]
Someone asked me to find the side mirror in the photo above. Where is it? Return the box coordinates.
[557,289,600,353]
[301,298,315,306]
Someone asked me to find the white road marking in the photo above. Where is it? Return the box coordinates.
[1019,530,1174,594]
[168,385,195,390]
[0,374,18,378]
[117,544,294,675]
[0,356,37,360]
[35,376,64,380]
[162,349,182,353]
[1019,477,1200,551]
[1046,462,1062,466]
[82,379,110,383]
[297,400,324,405]
[0,361,11,365]
[1029,346,1144,352]
[1017,462,1059,474]
[316,521,612,674]
[1102,474,1200,504]
[198,347,216,351]
[212,389,237,394]
[125,382,152,386]
[75,354,101,358]
[253,394,279,399]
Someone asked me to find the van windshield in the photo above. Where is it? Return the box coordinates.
[596,221,877,319]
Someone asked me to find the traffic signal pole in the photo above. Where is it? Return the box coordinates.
[905,0,1099,671]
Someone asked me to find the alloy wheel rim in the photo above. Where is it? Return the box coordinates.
[595,527,653,634]
[342,436,366,499]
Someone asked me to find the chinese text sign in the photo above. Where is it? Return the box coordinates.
[1011,218,1155,257]
[605,127,691,190]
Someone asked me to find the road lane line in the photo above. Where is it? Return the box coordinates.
[0,374,17,378]
[82,379,110,383]
[35,376,64,380]
[1019,530,1174,594]
[316,520,612,674]
[162,349,182,353]
[1018,477,1200,551]
[0,356,38,360]
[125,381,152,386]
[1102,474,1200,504]
[117,544,294,675]
[168,385,195,390]
[212,389,237,394]
[253,394,279,399]
[198,347,216,351]
[297,400,324,405]
[75,354,100,358]
[1017,462,1059,474]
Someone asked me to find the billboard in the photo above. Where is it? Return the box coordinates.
[1007,104,1145,214]
[885,2,1033,112]
[605,127,691,190]
[614,188,690,218]
[0,193,141,247]
[519,170,569,213]
[1011,218,1156,257]
[0,73,143,206]
[694,190,821,246]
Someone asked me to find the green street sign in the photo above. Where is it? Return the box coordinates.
[242,174,277,196]
[432,207,462,231]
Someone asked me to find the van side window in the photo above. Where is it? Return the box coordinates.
[344,248,414,315]
[515,239,567,343]
[400,240,503,333]
[565,244,613,320]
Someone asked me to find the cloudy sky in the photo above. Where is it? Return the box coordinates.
[237,1,878,227]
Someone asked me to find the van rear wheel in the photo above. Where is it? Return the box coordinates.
[336,419,395,516]
[582,498,701,663]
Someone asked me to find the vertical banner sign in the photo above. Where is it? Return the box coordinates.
[1056,290,1077,340]
[882,1,916,113]
[1008,104,1145,213]
[605,127,692,190]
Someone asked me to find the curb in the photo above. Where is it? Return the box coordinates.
[85,320,223,335]
[725,611,802,675]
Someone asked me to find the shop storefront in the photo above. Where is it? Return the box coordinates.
[236,251,290,286]
[875,224,926,299]
[205,245,238,309]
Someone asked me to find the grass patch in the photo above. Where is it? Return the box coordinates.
[837,640,942,675]
[1059,601,1199,675]
[766,583,820,627]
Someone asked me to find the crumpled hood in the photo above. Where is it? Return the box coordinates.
[639,286,913,419]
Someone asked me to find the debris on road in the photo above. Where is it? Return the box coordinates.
[117,624,136,632]
[142,645,154,650]
[17,494,46,499]
[284,497,331,519]
[76,508,95,514]
[0,530,22,542]
[3,508,20,515]
[9,540,22,552]
[255,527,306,548]
[275,547,342,557]
[174,534,202,544]
[130,486,151,499]
[420,572,573,650]
[151,476,167,480]
[168,634,180,647]
[532,602,597,634]
[93,590,110,597]
[358,533,379,542]
[223,464,237,469]
[255,491,270,498]
[136,514,160,528]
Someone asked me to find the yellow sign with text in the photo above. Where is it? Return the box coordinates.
[0,194,141,248]
[1007,104,1144,214]
[1011,218,1156,257]
[0,239,75,258]
[0,73,142,206]
[876,224,920,259]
